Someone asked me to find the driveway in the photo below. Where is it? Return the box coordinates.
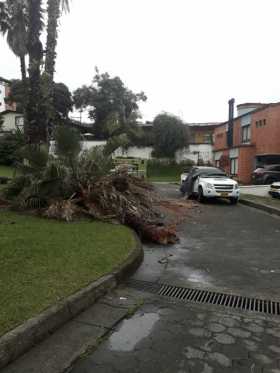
[69,184,280,373]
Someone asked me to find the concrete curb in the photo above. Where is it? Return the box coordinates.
[0,233,143,369]
[239,198,280,217]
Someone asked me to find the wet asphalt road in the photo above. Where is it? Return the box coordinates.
[134,184,280,299]
[70,183,280,373]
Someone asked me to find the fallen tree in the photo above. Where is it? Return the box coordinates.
[0,127,193,245]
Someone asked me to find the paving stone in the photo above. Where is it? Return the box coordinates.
[197,313,206,321]
[188,327,211,338]
[266,328,280,338]
[184,346,205,359]
[201,362,214,373]
[228,327,251,338]
[208,323,226,333]
[245,323,264,333]
[243,339,258,352]
[200,340,217,352]
[269,345,280,354]
[208,352,231,367]
[214,333,235,345]
[191,320,204,327]
[232,358,263,373]
[218,317,238,328]
[253,353,274,365]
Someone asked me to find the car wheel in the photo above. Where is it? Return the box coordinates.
[230,197,238,205]
[197,187,204,203]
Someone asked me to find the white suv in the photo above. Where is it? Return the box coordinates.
[180,166,240,204]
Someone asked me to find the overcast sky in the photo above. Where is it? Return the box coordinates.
[1,0,280,123]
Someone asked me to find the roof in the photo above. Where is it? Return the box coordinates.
[216,102,280,128]
[237,102,267,108]
[0,77,11,84]
[186,122,221,127]
[0,110,22,116]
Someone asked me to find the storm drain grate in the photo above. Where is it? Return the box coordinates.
[126,279,280,316]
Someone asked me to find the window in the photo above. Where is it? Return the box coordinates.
[203,133,212,144]
[230,158,238,175]
[242,125,251,143]
[15,116,24,130]
[263,119,266,126]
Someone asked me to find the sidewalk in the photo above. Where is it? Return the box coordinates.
[1,291,141,373]
[239,194,280,217]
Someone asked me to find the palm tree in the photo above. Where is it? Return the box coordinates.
[25,0,46,143]
[45,0,70,81]
[0,0,28,82]
[44,0,70,138]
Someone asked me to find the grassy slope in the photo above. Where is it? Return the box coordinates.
[0,210,135,336]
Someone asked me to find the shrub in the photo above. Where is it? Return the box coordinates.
[0,131,25,166]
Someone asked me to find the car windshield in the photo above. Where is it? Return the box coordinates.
[200,173,226,178]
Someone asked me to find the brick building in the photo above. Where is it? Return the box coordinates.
[213,101,280,184]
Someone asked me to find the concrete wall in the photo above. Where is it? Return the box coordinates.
[49,140,214,164]
[113,144,213,163]
[114,146,153,159]
[176,144,213,163]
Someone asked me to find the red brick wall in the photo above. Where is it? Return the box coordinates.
[238,146,255,184]
[251,105,280,154]
[233,119,241,147]
[213,125,227,150]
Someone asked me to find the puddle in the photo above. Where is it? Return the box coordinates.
[109,313,159,352]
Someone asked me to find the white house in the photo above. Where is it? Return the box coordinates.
[0,110,24,134]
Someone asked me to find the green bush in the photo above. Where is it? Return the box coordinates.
[0,131,25,166]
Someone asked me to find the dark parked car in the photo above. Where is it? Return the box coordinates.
[252,164,280,185]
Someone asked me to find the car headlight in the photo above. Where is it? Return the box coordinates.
[234,184,239,189]
[206,183,214,189]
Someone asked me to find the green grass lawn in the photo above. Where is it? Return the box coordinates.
[0,210,135,336]
[147,164,187,183]
[0,165,15,178]
[241,194,280,208]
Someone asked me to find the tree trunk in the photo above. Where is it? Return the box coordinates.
[44,0,60,140]
[20,55,26,83]
[19,54,28,140]
[26,0,47,144]
[45,0,60,81]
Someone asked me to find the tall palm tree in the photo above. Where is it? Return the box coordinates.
[25,0,46,143]
[44,0,70,138]
[45,0,70,81]
[0,0,28,82]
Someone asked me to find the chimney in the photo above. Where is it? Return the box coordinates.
[227,98,234,147]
